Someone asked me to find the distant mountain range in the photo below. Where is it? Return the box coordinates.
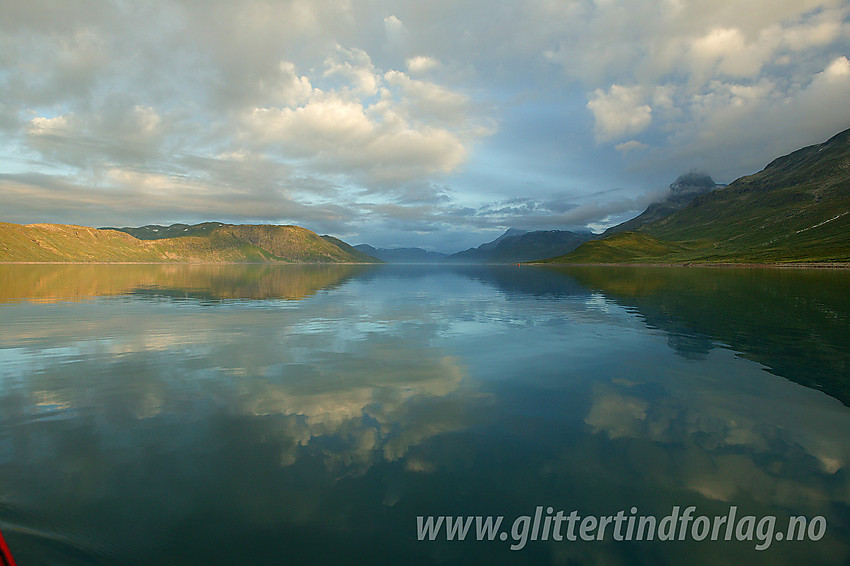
[353,244,448,263]
[544,127,850,264]
[0,222,380,263]
[444,228,594,263]
[354,229,594,263]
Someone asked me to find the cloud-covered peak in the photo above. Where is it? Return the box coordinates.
[669,170,717,194]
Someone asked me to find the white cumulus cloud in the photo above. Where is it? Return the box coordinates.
[587,85,653,142]
[406,56,440,74]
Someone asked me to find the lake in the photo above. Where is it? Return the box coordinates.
[0,263,848,565]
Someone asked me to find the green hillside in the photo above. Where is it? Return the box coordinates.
[545,128,850,264]
[552,232,690,263]
[102,222,228,240]
[0,222,380,263]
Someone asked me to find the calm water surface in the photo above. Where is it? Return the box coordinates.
[0,264,848,565]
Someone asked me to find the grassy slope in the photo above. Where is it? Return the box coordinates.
[0,223,165,262]
[546,128,850,264]
[0,222,377,263]
[546,232,690,263]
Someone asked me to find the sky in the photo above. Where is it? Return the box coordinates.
[1,0,849,252]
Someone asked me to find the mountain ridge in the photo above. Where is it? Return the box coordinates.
[602,171,723,236]
[446,228,593,263]
[542,127,850,264]
[353,244,447,263]
[0,222,379,263]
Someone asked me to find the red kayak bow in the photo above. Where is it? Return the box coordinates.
[0,528,16,566]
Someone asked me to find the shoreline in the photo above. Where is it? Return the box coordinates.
[0,261,381,265]
[531,261,850,270]
[2,261,848,269]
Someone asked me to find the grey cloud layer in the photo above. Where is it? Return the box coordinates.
[1,0,848,248]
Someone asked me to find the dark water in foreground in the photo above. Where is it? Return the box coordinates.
[0,264,849,565]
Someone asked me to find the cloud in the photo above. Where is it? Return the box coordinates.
[686,27,773,81]
[1,2,495,236]
[637,55,850,180]
[587,85,652,142]
[241,89,472,184]
[0,164,361,233]
[233,52,493,187]
[257,61,314,108]
[615,140,648,153]
[384,14,408,45]
[406,55,440,74]
[28,115,72,136]
[539,1,850,161]
[323,46,379,96]
[824,55,850,77]
[23,98,170,169]
[382,70,479,127]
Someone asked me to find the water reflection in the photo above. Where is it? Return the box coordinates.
[0,263,375,302]
[0,264,848,565]
[0,278,486,564]
[542,265,850,405]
